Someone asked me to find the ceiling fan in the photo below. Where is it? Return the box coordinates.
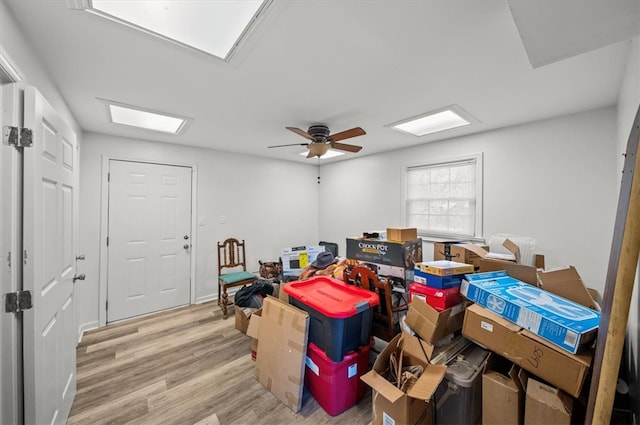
[268,125,366,158]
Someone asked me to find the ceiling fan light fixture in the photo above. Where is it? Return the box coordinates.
[308,143,331,157]
[299,149,344,159]
[388,105,477,137]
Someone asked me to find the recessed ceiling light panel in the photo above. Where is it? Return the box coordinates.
[82,0,270,61]
[388,105,478,137]
[98,99,192,134]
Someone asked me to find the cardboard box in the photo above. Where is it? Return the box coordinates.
[246,308,263,361]
[386,227,418,242]
[482,353,526,425]
[234,306,257,334]
[434,242,490,271]
[281,245,325,273]
[346,238,422,269]
[413,269,465,289]
[360,332,447,425]
[415,260,475,276]
[356,261,414,289]
[524,377,574,425]
[254,297,309,412]
[537,266,599,311]
[461,272,600,354]
[462,303,592,397]
[405,297,467,344]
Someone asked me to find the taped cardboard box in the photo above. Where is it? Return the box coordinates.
[482,353,526,425]
[462,303,592,397]
[433,242,489,271]
[254,296,309,412]
[405,297,468,344]
[537,266,599,311]
[234,306,258,334]
[246,308,262,361]
[386,227,418,242]
[524,377,574,425]
[461,272,600,354]
[360,332,447,425]
[461,240,544,285]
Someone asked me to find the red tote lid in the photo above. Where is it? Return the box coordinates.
[283,276,380,318]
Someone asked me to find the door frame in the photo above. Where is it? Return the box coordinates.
[97,156,198,327]
[0,50,25,425]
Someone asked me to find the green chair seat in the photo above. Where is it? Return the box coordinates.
[220,271,256,285]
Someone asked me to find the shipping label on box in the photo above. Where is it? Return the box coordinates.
[460,272,600,354]
[346,238,422,269]
[281,245,325,273]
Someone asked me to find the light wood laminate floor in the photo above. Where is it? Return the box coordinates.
[68,301,373,425]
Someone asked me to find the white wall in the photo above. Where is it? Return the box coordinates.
[616,36,640,417]
[77,133,319,331]
[319,107,618,295]
[0,1,80,136]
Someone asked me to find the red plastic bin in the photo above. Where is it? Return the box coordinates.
[409,282,461,311]
[304,339,373,416]
[283,276,379,362]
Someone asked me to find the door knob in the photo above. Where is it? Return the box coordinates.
[73,273,86,283]
[183,244,190,249]
[184,235,189,240]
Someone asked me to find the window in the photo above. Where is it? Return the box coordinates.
[404,154,482,240]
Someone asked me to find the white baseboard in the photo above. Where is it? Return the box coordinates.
[77,320,100,344]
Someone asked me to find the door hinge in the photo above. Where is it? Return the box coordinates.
[3,126,33,148]
[4,290,33,313]
[107,172,110,182]
[106,236,109,246]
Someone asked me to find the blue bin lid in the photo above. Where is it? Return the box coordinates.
[283,276,380,318]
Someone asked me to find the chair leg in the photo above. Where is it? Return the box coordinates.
[222,287,229,319]
[217,281,221,306]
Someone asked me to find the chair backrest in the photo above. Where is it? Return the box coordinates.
[343,266,394,329]
[217,238,248,274]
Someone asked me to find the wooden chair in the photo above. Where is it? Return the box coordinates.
[343,265,408,342]
[217,238,257,319]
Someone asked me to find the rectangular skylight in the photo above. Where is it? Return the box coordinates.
[100,99,191,134]
[85,0,269,61]
[389,105,476,137]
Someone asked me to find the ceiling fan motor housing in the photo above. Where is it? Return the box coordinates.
[308,125,330,141]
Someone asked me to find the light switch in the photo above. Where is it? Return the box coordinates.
[198,216,206,226]
[219,215,226,224]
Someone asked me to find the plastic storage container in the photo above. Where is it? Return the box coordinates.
[283,276,379,362]
[434,342,490,425]
[304,339,373,416]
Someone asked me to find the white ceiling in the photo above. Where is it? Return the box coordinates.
[4,0,639,164]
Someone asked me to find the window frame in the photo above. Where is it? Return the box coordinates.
[402,153,484,241]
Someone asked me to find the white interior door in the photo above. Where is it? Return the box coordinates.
[22,85,78,425]
[107,160,192,323]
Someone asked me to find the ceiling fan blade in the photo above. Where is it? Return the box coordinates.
[327,127,366,142]
[268,142,309,148]
[330,142,362,153]
[286,126,315,141]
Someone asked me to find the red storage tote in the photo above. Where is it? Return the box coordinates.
[304,339,373,416]
[283,276,379,362]
[409,282,461,311]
